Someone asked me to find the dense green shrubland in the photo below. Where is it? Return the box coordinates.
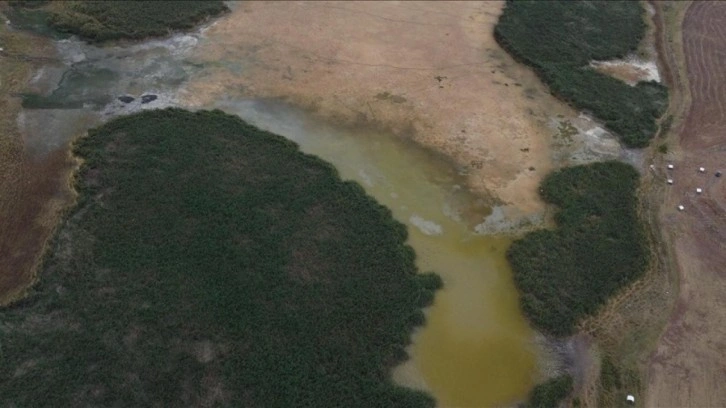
[526,375,573,408]
[507,162,647,336]
[8,0,49,8]
[495,1,668,147]
[10,1,228,42]
[0,109,439,407]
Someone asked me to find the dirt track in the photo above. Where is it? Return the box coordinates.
[647,2,726,406]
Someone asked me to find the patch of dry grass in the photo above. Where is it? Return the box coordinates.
[0,8,75,306]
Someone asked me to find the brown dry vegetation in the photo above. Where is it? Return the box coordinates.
[180,1,582,219]
[0,12,76,305]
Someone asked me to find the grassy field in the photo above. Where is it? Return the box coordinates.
[8,0,228,42]
[507,161,646,337]
[0,109,440,407]
[495,1,668,147]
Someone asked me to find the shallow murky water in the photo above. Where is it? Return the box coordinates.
[16,26,540,406]
[210,99,540,407]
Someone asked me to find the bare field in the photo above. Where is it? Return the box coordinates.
[646,2,726,407]
[0,18,76,305]
[180,1,586,220]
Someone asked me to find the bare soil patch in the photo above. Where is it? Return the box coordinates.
[180,1,586,220]
[590,60,660,86]
[646,2,726,407]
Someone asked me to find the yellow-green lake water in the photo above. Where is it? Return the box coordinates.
[220,100,540,407]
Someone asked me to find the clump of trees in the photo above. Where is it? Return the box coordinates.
[495,1,668,147]
[0,109,440,407]
[11,1,228,43]
[8,0,49,8]
[507,161,647,336]
[525,375,573,408]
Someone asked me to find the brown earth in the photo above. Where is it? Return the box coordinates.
[0,13,76,305]
[180,1,582,219]
[591,63,655,86]
[646,1,726,407]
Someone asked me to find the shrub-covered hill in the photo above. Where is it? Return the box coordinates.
[0,109,440,407]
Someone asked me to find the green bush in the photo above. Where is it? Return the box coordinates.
[0,108,438,407]
[507,162,647,336]
[527,375,573,408]
[495,1,668,147]
[43,1,228,42]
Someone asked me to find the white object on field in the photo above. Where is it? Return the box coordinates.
[678,205,685,211]
[667,179,673,185]
[696,188,702,194]
[667,164,674,169]
[626,394,635,403]
[699,167,706,173]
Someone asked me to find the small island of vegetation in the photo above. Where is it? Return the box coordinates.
[0,109,440,407]
[495,1,668,147]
